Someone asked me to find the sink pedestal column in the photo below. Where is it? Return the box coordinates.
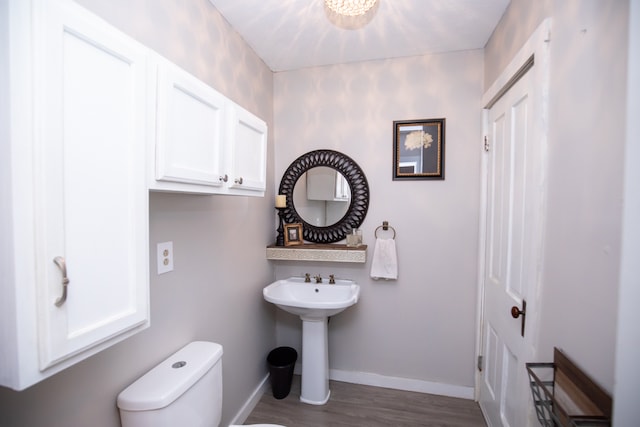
[300,316,330,405]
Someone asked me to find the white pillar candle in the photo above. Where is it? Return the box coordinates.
[275,194,286,208]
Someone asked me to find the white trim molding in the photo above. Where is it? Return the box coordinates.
[329,368,474,400]
[231,374,270,425]
[613,0,640,423]
[475,17,552,405]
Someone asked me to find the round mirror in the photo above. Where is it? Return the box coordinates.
[279,150,369,243]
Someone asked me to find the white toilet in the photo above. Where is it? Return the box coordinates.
[117,341,285,427]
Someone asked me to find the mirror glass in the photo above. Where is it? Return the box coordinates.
[292,167,351,227]
[279,150,369,244]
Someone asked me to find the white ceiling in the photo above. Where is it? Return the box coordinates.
[208,0,510,72]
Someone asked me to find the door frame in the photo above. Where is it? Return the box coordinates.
[613,2,640,423]
[474,17,552,410]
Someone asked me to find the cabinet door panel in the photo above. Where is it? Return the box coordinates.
[228,104,267,192]
[37,0,149,368]
[155,61,226,186]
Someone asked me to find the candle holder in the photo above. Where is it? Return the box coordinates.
[275,207,286,246]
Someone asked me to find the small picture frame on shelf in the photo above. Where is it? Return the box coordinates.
[284,223,303,246]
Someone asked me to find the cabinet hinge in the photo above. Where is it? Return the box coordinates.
[483,136,490,152]
[477,355,483,372]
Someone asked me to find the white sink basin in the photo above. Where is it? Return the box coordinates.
[263,277,360,318]
[263,276,360,405]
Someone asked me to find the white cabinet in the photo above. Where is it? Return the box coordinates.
[226,102,268,194]
[306,167,350,201]
[153,58,227,189]
[149,60,268,196]
[1,0,149,390]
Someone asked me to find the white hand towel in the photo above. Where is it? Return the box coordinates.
[370,237,398,280]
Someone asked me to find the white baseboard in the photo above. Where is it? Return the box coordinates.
[230,373,270,425]
[296,362,474,400]
[328,368,475,400]
[294,363,475,400]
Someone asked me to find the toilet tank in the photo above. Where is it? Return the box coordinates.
[117,341,224,427]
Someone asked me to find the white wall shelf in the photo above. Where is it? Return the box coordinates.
[266,244,367,263]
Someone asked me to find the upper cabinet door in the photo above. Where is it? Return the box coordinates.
[154,59,227,188]
[35,0,149,369]
[227,103,268,195]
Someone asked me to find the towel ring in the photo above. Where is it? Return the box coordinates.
[374,221,396,239]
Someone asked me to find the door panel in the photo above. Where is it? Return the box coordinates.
[507,94,531,300]
[479,69,534,426]
[37,0,149,368]
[227,103,268,192]
[155,58,227,186]
[487,110,507,284]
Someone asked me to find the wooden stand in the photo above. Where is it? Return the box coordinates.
[526,348,612,426]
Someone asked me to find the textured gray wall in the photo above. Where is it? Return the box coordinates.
[273,50,484,392]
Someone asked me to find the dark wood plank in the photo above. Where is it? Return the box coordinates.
[266,243,367,251]
[245,376,487,426]
[554,347,612,417]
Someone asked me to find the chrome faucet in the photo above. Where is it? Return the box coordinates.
[314,274,322,284]
[304,273,311,283]
[329,274,335,284]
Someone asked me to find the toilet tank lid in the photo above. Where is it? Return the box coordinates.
[117,341,223,411]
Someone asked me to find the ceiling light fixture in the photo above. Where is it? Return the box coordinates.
[325,0,378,17]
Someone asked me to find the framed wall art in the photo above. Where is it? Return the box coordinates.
[393,118,445,180]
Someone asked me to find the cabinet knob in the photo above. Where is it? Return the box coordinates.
[235,177,243,185]
[219,174,228,182]
[53,256,70,307]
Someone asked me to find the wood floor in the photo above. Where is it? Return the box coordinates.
[244,376,487,426]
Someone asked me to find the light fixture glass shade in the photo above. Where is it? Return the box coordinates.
[325,0,378,17]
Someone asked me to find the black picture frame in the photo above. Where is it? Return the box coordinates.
[393,118,445,180]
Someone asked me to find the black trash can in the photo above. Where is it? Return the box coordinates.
[267,346,297,399]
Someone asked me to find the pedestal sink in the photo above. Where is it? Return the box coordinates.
[263,277,360,405]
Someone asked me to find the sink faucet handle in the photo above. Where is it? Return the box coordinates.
[314,274,322,284]
[329,274,335,284]
[304,273,311,283]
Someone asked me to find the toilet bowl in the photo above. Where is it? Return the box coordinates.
[117,341,285,427]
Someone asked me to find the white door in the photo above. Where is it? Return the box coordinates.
[478,67,541,426]
[36,0,149,369]
[227,103,268,193]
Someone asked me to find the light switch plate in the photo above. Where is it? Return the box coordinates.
[157,241,174,275]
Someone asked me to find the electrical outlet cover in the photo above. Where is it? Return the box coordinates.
[157,241,174,274]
